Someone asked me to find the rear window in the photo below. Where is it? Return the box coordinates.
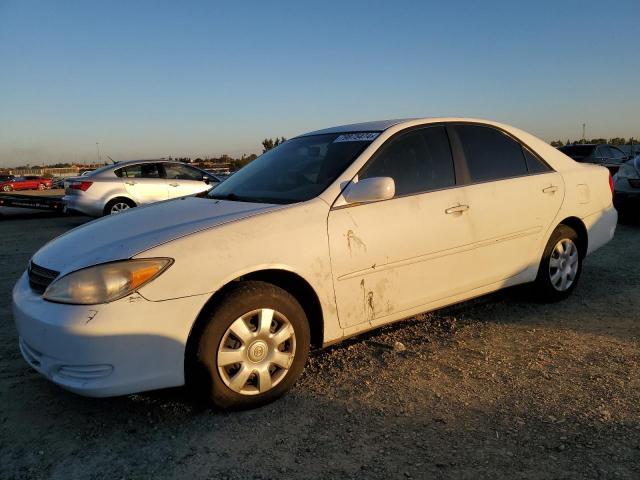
[559,145,596,160]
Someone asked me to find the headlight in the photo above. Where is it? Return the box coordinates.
[616,163,639,180]
[43,258,173,304]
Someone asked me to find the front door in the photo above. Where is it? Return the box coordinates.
[327,126,475,329]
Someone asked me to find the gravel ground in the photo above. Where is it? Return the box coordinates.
[1,215,639,479]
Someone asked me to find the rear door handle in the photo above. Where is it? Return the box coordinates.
[445,204,470,215]
[125,181,136,186]
[542,185,558,194]
[169,183,179,187]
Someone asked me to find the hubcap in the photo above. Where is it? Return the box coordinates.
[110,202,130,214]
[217,308,296,395]
[549,238,579,291]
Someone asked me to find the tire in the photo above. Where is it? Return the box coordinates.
[103,198,136,216]
[187,281,310,410]
[533,225,583,302]
[37,183,46,190]
[2,185,12,192]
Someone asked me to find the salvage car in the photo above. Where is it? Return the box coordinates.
[1,175,52,192]
[63,160,222,216]
[13,118,617,409]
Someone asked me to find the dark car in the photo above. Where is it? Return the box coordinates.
[613,154,640,221]
[558,144,630,175]
[0,175,53,192]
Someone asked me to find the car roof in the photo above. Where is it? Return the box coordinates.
[299,119,415,137]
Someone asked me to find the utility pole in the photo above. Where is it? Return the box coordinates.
[582,123,586,142]
[96,142,101,164]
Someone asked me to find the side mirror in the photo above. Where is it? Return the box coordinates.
[343,177,395,204]
[202,176,210,184]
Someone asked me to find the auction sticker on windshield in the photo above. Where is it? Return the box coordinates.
[333,132,379,142]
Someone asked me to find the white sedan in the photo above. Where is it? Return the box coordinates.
[13,118,617,409]
[63,159,221,217]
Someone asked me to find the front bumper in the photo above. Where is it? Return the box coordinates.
[12,272,209,397]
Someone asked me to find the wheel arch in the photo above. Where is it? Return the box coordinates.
[558,216,588,257]
[103,196,137,215]
[186,268,325,357]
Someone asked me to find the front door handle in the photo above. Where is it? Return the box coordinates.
[542,185,558,194]
[445,204,470,215]
[125,181,136,186]
[169,183,179,187]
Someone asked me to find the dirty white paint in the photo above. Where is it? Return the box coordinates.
[13,117,618,397]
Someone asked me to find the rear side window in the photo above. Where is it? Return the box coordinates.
[523,148,550,174]
[115,163,162,178]
[455,125,528,182]
[360,126,455,196]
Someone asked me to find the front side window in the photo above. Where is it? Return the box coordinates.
[455,125,528,182]
[359,126,455,197]
[209,133,377,204]
[163,163,204,180]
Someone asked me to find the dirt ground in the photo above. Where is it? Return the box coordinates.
[1,214,638,479]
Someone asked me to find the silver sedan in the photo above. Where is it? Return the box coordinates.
[63,160,221,216]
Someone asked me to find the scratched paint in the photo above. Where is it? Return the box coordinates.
[345,230,367,256]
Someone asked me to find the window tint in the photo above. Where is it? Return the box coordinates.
[116,163,161,178]
[360,126,455,196]
[523,148,550,174]
[163,163,204,180]
[455,125,528,182]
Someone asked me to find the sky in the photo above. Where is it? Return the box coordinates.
[0,0,638,167]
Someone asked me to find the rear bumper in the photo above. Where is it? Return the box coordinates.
[583,205,617,256]
[62,194,103,217]
[12,272,209,397]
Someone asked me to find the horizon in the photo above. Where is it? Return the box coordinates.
[1,0,639,167]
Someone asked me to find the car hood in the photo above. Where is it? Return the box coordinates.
[31,197,281,274]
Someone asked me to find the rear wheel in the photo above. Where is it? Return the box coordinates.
[2,185,12,192]
[104,198,136,215]
[187,281,310,410]
[37,183,46,190]
[533,225,583,302]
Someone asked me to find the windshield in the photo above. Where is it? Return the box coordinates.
[209,132,378,204]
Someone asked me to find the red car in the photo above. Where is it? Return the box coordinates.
[0,175,53,192]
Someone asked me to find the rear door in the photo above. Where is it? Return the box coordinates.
[327,126,476,328]
[161,163,213,198]
[449,124,564,287]
[117,163,169,205]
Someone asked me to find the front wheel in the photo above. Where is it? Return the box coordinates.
[533,225,583,302]
[188,281,310,410]
[2,185,13,192]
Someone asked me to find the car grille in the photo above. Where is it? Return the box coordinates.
[28,262,59,294]
[628,179,640,189]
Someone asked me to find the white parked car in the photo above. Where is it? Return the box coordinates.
[63,160,221,216]
[13,118,617,409]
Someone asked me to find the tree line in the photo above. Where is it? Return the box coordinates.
[550,137,638,147]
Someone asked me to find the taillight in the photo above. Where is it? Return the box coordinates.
[70,181,93,191]
[608,174,614,197]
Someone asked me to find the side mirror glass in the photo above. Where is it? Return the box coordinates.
[343,177,395,204]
